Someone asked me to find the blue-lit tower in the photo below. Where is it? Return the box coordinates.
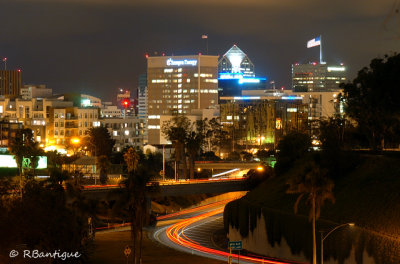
[218,45,267,98]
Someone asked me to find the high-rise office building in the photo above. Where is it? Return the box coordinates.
[218,45,255,77]
[138,74,147,120]
[138,73,148,144]
[147,54,219,144]
[0,70,21,98]
[292,63,346,92]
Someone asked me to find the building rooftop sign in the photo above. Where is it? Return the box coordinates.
[166,58,197,67]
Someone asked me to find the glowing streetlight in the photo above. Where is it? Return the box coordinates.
[71,137,80,145]
[320,223,355,264]
[256,166,264,172]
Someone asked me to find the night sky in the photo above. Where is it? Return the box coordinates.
[1,0,399,101]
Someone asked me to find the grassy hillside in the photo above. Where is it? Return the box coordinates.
[224,154,400,264]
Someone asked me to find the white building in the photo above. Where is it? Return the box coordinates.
[101,117,145,152]
[20,84,53,99]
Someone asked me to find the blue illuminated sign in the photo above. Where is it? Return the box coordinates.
[219,72,244,79]
[238,78,266,84]
[166,58,197,66]
[282,96,302,100]
[233,96,261,100]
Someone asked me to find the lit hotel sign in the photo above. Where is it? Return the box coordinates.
[166,58,197,66]
[327,67,345,72]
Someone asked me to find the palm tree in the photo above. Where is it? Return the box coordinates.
[123,147,140,173]
[96,155,111,185]
[120,147,152,264]
[9,129,43,194]
[286,160,335,264]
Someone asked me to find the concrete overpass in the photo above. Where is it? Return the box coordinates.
[82,179,249,200]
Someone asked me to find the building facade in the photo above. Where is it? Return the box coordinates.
[138,74,148,144]
[219,96,308,150]
[21,84,52,99]
[292,63,346,92]
[0,96,145,154]
[147,55,219,144]
[0,70,21,98]
[102,117,145,152]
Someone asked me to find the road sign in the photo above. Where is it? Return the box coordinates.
[124,245,131,257]
[228,241,242,250]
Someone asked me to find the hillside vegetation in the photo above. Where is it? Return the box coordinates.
[224,154,400,264]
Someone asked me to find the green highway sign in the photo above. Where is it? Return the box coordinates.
[228,241,242,250]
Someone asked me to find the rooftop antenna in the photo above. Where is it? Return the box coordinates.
[202,34,208,54]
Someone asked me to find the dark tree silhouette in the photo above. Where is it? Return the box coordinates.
[83,126,115,157]
[341,53,400,150]
[9,128,44,193]
[287,160,335,264]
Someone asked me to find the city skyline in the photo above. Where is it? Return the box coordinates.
[0,0,399,100]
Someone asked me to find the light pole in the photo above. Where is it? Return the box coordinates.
[320,223,354,264]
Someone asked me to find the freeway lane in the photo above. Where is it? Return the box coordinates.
[153,201,303,264]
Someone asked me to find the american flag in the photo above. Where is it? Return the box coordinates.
[307,36,321,48]
[2,58,7,62]
[202,35,208,39]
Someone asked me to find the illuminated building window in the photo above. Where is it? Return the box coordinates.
[113,131,117,136]
[227,116,232,120]
[124,130,129,136]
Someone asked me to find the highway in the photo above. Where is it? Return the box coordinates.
[152,199,303,264]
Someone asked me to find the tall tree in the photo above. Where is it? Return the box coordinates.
[9,129,44,192]
[113,151,154,264]
[342,54,400,150]
[286,159,335,264]
[161,114,191,179]
[186,120,207,179]
[83,126,115,157]
[275,131,311,176]
[124,147,140,173]
[96,155,111,185]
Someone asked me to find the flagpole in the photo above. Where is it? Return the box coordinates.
[320,35,323,64]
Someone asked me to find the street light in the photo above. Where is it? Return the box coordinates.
[320,223,355,264]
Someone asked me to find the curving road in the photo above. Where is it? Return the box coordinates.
[152,199,303,264]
